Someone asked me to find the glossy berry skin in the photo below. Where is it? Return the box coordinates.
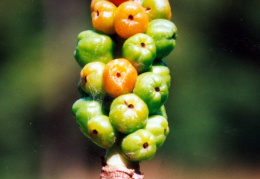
[103,58,137,98]
[109,93,148,134]
[91,0,107,12]
[121,129,156,162]
[122,33,156,73]
[144,115,169,148]
[150,59,171,88]
[145,19,177,59]
[87,115,117,148]
[92,1,117,35]
[80,62,106,98]
[77,78,89,98]
[142,0,171,21]
[72,97,104,135]
[133,72,169,114]
[74,30,115,67]
[154,105,168,119]
[114,1,149,39]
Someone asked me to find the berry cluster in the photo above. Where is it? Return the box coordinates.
[72,0,177,175]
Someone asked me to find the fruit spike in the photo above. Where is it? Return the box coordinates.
[72,0,177,178]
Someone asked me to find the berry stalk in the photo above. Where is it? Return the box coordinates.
[102,142,143,178]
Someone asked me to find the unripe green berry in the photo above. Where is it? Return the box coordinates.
[109,94,148,134]
[87,115,117,148]
[144,115,169,148]
[121,129,156,162]
[72,97,104,134]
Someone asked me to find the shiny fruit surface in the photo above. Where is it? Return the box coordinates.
[114,1,149,39]
[144,115,169,148]
[77,78,89,98]
[145,19,177,59]
[154,105,168,119]
[91,0,107,12]
[142,0,171,21]
[122,33,156,73]
[121,129,156,161]
[92,1,117,34]
[74,30,115,67]
[72,97,104,134]
[109,93,148,134]
[150,59,171,88]
[87,115,117,148]
[133,72,169,114]
[80,62,106,98]
[103,58,137,98]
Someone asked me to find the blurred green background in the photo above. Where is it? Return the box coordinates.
[0,0,259,178]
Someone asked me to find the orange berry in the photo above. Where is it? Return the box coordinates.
[91,0,107,12]
[103,58,138,98]
[114,1,149,39]
[92,1,117,35]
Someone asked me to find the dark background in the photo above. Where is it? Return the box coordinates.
[0,0,259,178]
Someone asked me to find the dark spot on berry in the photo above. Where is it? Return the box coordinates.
[116,72,121,78]
[80,76,87,86]
[128,14,134,20]
[164,129,167,133]
[172,33,176,39]
[128,104,134,109]
[141,42,146,48]
[96,10,99,16]
[83,77,87,83]
[124,100,134,108]
[93,129,98,135]
[155,87,160,92]
[145,7,151,12]
[143,142,149,149]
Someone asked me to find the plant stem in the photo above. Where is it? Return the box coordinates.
[100,165,144,179]
[100,144,144,179]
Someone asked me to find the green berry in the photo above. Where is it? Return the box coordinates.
[109,93,148,134]
[133,72,169,114]
[80,62,106,98]
[145,19,177,59]
[87,115,117,148]
[74,30,115,67]
[154,105,168,119]
[144,115,169,148]
[121,129,157,162]
[122,33,156,73]
[150,59,171,88]
[72,97,104,134]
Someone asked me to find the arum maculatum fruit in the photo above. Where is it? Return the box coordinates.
[72,0,177,177]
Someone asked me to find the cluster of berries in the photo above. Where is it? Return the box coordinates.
[72,0,177,166]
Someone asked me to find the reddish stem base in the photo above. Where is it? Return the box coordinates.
[100,165,144,179]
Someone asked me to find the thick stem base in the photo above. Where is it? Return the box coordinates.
[100,165,144,179]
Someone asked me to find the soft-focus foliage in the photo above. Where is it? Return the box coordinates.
[0,0,259,178]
